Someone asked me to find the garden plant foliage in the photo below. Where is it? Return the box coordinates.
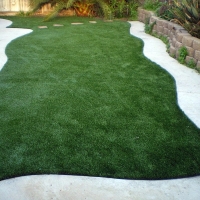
[170,0,200,39]
[151,0,200,39]
[30,0,139,20]
[0,17,200,181]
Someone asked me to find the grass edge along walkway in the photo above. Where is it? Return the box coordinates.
[0,16,200,181]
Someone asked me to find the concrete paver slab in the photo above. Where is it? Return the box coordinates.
[38,26,48,28]
[89,21,97,23]
[71,22,83,25]
[53,24,64,27]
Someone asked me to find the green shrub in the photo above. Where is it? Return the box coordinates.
[101,0,139,19]
[143,0,162,11]
[29,0,139,20]
[187,59,196,69]
[156,2,174,20]
[16,11,33,17]
[30,0,112,20]
[170,0,200,39]
[125,0,139,20]
[178,46,188,64]
[144,20,156,34]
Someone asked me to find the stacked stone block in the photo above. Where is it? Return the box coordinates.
[137,8,200,69]
[138,8,154,23]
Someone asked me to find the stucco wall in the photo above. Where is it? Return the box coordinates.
[138,8,200,69]
[0,0,30,12]
[0,1,75,16]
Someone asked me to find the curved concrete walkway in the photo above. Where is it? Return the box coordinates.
[0,18,32,71]
[0,175,200,200]
[129,21,200,129]
[0,19,200,200]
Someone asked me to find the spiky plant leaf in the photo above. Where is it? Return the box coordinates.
[95,0,111,19]
[30,0,51,12]
[191,6,199,18]
[170,0,200,38]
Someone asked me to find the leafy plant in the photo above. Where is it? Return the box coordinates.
[143,0,162,11]
[170,53,176,58]
[111,0,126,18]
[178,46,188,64]
[73,0,95,16]
[170,0,200,38]
[156,1,174,20]
[187,59,196,69]
[30,0,111,20]
[29,0,139,20]
[30,0,51,12]
[128,0,139,20]
[16,11,33,17]
[103,0,138,19]
[145,20,156,34]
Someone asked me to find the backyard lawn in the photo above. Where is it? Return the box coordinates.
[0,16,200,181]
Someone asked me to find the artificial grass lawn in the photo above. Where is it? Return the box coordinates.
[0,16,200,181]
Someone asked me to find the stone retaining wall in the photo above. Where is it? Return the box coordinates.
[138,8,200,69]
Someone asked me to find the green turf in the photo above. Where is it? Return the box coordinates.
[0,16,200,181]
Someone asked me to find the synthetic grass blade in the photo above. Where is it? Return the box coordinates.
[0,16,200,180]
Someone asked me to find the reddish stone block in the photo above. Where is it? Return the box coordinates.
[142,14,146,23]
[168,22,174,30]
[156,19,165,26]
[157,26,164,33]
[153,24,157,31]
[196,61,200,70]
[175,41,183,49]
[175,32,190,43]
[172,38,176,47]
[162,21,169,28]
[194,50,200,60]
[170,32,174,40]
[164,28,168,36]
[193,38,200,51]
[186,46,195,57]
[182,36,195,47]
[185,56,197,64]
[170,46,176,56]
